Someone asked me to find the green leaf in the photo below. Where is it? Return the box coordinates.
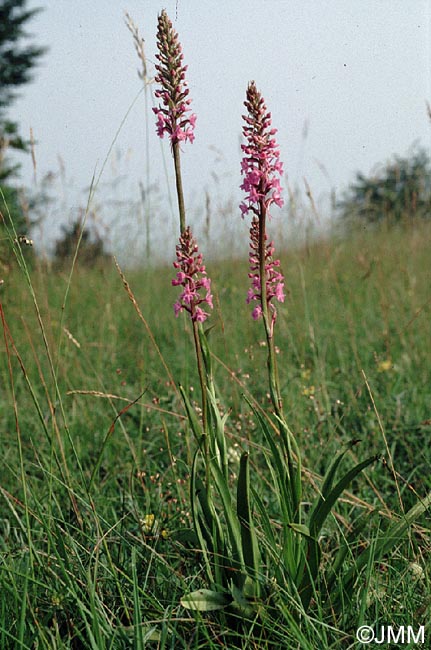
[309,455,379,538]
[297,454,378,612]
[198,323,213,379]
[293,528,322,611]
[308,439,360,528]
[191,449,240,588]
[181,589,232,611]
[179,384,202,441]
[230,580,260,618]
[190,449,215,584]
[251,487,278,551]
[237,452,260,589]
[244,396,292,523]
[205,386,228,478]
[208,457,244,579]
[274,415,302,517]
[325,509,375,591]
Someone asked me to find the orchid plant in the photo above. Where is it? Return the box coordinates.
[128,8,430,631]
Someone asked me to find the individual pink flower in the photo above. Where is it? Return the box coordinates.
[153,10,196,147]
[172,227,213,322]
[247,217,285,329]
[240,81,284,217]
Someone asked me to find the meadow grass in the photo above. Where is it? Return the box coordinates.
[0,217,430,647]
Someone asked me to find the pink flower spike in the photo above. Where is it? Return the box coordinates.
[153,10,196,149]
[240,83,286,326]
[172,227,213,323]
[240,81,284,219]
[247,217,285,324]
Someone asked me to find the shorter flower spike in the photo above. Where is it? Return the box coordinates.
[247,217,285,326]
[240,81,284,218]
[172,227,213,322]
[153,10,196,147]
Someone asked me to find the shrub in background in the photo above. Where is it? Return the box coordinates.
[53,217,109,269]
[339,147,431,224]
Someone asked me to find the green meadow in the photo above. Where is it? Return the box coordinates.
[0,218,430,648]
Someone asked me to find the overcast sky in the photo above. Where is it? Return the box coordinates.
[11,0,431,260]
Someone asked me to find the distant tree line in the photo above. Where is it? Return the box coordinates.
[338,148,431,224]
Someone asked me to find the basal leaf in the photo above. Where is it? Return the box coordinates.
[181,589,232,612]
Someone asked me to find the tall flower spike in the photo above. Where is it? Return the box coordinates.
[153,10,196,147]
[247,217,285,326]
[241,82,285,326]
[240,81,284,217]
[172,227,213,322]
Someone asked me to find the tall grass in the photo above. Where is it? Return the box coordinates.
[0,218,430,647]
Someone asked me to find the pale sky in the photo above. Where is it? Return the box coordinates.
[11,0,431,261]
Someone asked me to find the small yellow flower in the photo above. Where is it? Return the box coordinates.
[302,385,315,397]
[142,514,169,539]
[301,368,312,381]
[377,359,392,373]
[142,514,155,534]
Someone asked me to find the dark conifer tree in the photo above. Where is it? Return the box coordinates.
[0,0,45,268]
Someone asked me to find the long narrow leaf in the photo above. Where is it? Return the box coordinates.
[194,471,230,587]
[179,384,202,441]
[325,508,375,592]
[308,439,360,528]
[244,396,293,523]
[289,523,321,611]
[205,386,229,479]
[198,323,213,380]
[237,452,260,590]
[190,449,215,584]
[251,487,278,551]
[208,458,244,580]
[296,454,378,611]
[309,455,379,537]
[274,415,302,519]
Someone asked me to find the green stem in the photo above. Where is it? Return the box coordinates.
[172,139,209,473]
[258,204,283,420]
[258,205,301,518]
[192,321,208,432]
[173,141,186,234]
[172,133,209,488]
[192,320,210,488]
